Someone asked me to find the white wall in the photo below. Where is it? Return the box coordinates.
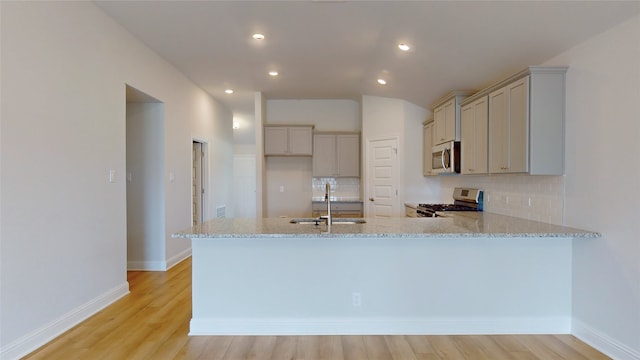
[264,99,360,217]
[126,102,166,270]
[0,2,233,357]
[543,14,640,358]
[362,95,441,214]
[402,101,441,203]
[266,99,360,131]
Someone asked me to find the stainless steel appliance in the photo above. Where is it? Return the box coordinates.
[431,141,460,174]
[417,187,483,217]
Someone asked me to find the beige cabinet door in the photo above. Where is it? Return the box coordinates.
[264,126,288,155]
[434,99,456,144]
[265,126,313,156]
[288,127,313,155]
[312,134,337,176]
[443,99,456,143]
[489,86,508,173]
[461,96,488,174]
[423,122,434,176]
[434,106,446,144]
[489,76,529,173]
[313,133,360,177]
[505,76,529,173]
[336,134,359,177]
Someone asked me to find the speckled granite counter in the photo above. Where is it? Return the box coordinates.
[311,197,362,202]
[173,212,599,239]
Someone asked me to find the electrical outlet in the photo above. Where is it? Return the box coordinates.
[280,185,284,193]
[352,292,361,307]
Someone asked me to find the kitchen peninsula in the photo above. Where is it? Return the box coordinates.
[174,214,598,336]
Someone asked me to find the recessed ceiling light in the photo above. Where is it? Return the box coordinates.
[252,33,265,40]
[377,79,387,85]
[269,71,279,77]
[225,89,234,94]
[398,43,411,51]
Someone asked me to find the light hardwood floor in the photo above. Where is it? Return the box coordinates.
[25,257,610,359]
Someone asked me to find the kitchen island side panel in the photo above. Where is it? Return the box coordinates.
[191,236,572,335]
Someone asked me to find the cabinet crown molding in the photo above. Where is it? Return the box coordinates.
[462,66,569,106]
[314,131,360,135]
[264,124,315,128]
[430,90,475,110]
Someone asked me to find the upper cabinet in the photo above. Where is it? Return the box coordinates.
[489,77,529,173]
[483,67,567,175]
[426,66,567,176]
[313,133,360,177]
[423,120,436,176]
[264,125,313,156]
[431,91,474,145]
[460,96,488,174]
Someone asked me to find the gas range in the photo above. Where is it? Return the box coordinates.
[417,188,483,218]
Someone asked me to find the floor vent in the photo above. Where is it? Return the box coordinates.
[216,205,226,219]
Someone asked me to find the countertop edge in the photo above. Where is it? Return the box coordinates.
[173,232,601,239]
[171,214,601,240]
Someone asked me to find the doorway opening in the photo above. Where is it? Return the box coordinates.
[192,140,208,225]
[125,85,165,271]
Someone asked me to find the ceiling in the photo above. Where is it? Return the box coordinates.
[96,0,639,143]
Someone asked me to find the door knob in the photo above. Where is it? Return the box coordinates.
[369,197,375,202]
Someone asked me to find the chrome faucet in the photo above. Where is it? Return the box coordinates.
[322,181,332,227]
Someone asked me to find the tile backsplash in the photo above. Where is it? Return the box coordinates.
[440,174,565,225]
[312,177,361,200]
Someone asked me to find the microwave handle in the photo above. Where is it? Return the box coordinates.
[442,148,450,171]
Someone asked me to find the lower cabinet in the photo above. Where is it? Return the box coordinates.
[312,201,363,218]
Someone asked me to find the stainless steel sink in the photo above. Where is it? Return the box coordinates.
[289,218,323,225]
[289,218,366,225]
[332,218,367,224]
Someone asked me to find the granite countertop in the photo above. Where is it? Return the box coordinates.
[173,212,600,239]
[311,197,363,202]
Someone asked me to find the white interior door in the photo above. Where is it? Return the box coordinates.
[367,138,399,217]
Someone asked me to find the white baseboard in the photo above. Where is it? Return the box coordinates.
[166,247,191,270]
[0,282,129,360]
[189,316,571,336]
[573,319,640,360]
[127,248,191,271]
[127,260,166,271]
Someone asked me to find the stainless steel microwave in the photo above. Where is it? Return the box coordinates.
[431,141,461,174]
